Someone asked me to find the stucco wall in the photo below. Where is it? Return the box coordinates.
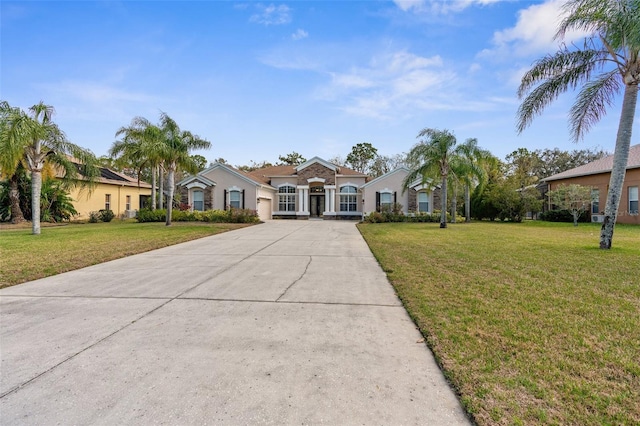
[362,169,410,215]
[548,168,640,225]
[201,167,258,211]
[70,183,151,219]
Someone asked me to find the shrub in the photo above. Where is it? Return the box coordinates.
[539,209,589,223]
[136,208,260,224]
[98,209,115,222]
[88,211,100,223]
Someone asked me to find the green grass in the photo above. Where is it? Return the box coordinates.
[0,221,252,288]
[357,221,640,426]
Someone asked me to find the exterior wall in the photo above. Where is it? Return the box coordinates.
[547,168,640,225]
[297,163,336,185]
[335,176,367,219]
[362,169,410,215]
[69,183,151,219]
[200,167,258,211]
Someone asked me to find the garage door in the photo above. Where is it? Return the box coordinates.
[257,197,272,221]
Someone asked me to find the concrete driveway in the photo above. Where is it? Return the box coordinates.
[1,220,470,425]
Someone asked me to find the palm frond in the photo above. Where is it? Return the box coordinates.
[570,69,620,139]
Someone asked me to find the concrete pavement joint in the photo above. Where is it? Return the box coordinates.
[1,223,314,398]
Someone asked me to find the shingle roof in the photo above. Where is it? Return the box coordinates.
[247,161,365,185]
[543,144,640,181]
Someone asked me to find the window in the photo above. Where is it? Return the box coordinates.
[105,194,111,210]
[229,190,241,209]
[125,195,131,211]
[418,191,429,213]
[339,185,358,212]
[380,192,393,210]
[278,185,296,211]
[591,189,599,214]
[629,186,639,214]
[193,190,204,211]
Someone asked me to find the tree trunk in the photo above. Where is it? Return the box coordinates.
[151,165,157,210]
[31,170,42,235]
[440,175,447,228]
[165,164,175,226]
[159,167,164,209]
[465,184,471,222]
[600,84,638,249]
[451,184,457,223]
[9,174,25,224]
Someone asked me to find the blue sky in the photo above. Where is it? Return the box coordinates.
[2,0,635,167]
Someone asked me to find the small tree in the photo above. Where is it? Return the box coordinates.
[277,151,306,166]
[548,184,593,226]
[346,142,378,174]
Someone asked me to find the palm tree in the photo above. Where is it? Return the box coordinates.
[517,0,640,249]
[403,128,459,228]
[0,101,99,234]
[112,117,164,210]
[156,112,211,226]
[450,138,491,223]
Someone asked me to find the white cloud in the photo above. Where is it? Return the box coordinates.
[393,0,502,14]
[249,3,292,26]
[315,50,457,119]
[291,29,308,41]
[484,0,591,58]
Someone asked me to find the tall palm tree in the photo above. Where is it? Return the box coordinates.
[112,117,164,210]
[0,101,99,234]
[517,0,640,249]
[156,112,211,226]
[402,128,459,228]
[450,138,491,223]
[0,102,27,223]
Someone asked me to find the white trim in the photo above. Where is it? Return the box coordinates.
[278,182,297,189]
[295,156,338,172]
[338,182,358,191]
[308,177,326,184]
[227,185,242,192]
[379,188,393,194]
[186,181,208,190]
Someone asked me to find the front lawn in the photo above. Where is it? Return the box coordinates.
[358,221,639,425]
[0,221,252,288]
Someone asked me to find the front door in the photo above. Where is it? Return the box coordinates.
[310,195,325,218]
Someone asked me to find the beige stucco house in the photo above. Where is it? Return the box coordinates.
[178,157,437,221]
[542,144,640,225]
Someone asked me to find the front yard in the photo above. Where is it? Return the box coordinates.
[358,221,639,425]
[0,221,251,288]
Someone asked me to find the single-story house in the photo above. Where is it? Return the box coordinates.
[542,144,640,225]
[178,156,439,221]
[67,167,152,220]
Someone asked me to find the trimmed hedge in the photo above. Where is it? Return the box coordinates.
[539,209,589,223]
[363,210,451,224]
[137,208,260,224]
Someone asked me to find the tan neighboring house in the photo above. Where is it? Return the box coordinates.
[542,144,640,225]
[67,167,152,220]
[178,157,438,221]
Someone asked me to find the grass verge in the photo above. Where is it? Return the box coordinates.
[0,221,252,288]
[357,221,639,425]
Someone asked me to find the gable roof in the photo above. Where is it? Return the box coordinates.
[295,156,338,172]
[361,167,410,188]
[179,162,274,189]
[247,159,365,184]
[543,144,640,182]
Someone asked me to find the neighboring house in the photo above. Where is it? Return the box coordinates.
[178,157,437,221]
[542,144,640,225]
[66,167,152,220]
